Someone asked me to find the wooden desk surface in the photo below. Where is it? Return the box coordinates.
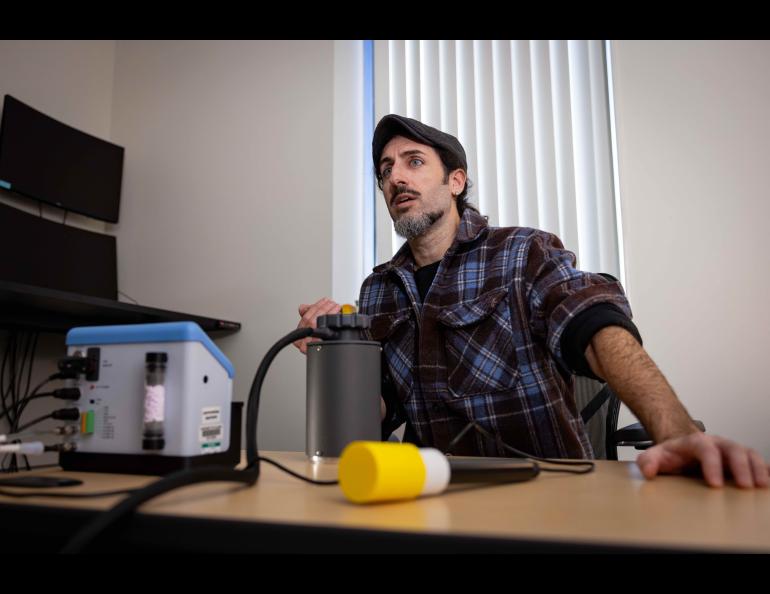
[2,452,769,553]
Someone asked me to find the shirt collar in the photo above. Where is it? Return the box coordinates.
[372,208,489,273]
[456,207,488,244]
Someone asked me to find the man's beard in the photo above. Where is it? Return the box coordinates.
[393,209,444,239]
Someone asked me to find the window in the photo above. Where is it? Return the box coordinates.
[332,40,624,305]
[372,40,624,284]
[331,40,375,305]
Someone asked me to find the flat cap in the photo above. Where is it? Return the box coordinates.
[372,114,467,175]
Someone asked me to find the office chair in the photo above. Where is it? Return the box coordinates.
[575,376,629,460]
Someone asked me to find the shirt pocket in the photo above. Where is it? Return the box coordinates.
[367,309,415,394]
[437,287,520,398]
[368,309,412,342]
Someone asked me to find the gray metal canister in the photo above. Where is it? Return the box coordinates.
[306,312,381,461]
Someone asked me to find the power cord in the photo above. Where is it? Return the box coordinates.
[59,466,258,554]
[0,388,80,421]
[0,392,52,421]
[1,425,79,443]
[258,456,338,486]
[244,326,336,475]
[10,371,81,448]
[0,463,60,473]
[118,291,140,305]
[0,488,139,499]
[0,331,81,473]
[446,421,595,475]
[14,408,80,434]
[1,332,40,472]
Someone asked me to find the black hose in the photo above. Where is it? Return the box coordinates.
[60,466,258,553]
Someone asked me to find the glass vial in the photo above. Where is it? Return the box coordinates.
[143,352,167,451]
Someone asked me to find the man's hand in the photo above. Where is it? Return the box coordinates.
[637,433,769,488]
[294,298,341,354]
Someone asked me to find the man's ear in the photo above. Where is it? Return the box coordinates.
[450,168,467,195]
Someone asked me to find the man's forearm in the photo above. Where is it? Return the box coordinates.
[584,326,699,443]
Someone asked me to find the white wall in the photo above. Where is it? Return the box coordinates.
[110,40,335,451]
[611,40,770,459]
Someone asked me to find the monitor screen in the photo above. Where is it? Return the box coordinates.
[0,202,117,300]
[0,95,124,223]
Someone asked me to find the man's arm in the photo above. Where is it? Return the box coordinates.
[585,326,769,488]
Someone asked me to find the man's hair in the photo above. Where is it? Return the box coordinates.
[435,146,477,215]
[375,134,477,215]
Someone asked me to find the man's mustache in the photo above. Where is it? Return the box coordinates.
[390,185,421,205]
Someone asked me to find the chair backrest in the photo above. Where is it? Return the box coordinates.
[573,375,621,460]
[574,376,607,458]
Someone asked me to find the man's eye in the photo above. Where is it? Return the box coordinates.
[381,167,392,178]
[410,158,423,167]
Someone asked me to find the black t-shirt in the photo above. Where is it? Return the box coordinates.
[414,260,441,302]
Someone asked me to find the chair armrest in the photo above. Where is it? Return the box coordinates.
[612,420,706,450]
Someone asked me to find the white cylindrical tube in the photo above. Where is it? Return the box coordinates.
[417,447,451,496]
[143,352,167,451]
[339,441,540,504]
[0,441,45,455]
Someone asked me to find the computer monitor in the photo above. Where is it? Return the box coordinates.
[0,202,117,300]
[0,95,124,223]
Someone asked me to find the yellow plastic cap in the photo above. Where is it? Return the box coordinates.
[341,304,357,314]
[339,441,426,504]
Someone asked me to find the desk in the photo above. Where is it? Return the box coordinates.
[1,452,769,553]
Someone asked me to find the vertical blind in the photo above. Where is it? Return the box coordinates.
[372,40,622,281]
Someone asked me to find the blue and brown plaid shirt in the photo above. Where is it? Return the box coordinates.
[359,208,634,459]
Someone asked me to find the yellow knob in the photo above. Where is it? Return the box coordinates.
[341,304,357,314]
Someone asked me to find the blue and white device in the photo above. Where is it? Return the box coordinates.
[65,322,234,458]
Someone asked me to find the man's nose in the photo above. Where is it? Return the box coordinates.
[389,161,411,187]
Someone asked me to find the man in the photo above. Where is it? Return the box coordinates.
[296,114,768,489]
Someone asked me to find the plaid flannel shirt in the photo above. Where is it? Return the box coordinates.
[358,208,634,459]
